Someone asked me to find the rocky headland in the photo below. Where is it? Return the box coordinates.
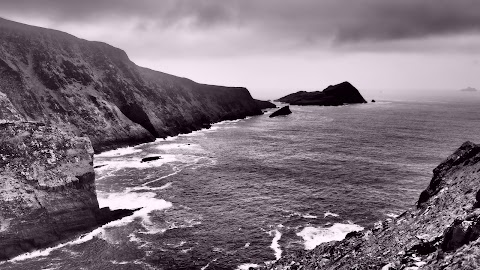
[277,82,367,106]
[0,122,135,260]
[266,141,480,269]
[255,99,277,109]
[0,17,266,153]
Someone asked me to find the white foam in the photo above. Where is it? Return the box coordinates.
[269,229,282,260]
[386,213,399,218]
[97,192,172,225]
[96,147,142,158]
[297,223,364,250]
[201,258,218,270]
[155,143,205,153]
[324,211,340,218]
[236,263,260,270]
[8,199,174,264]
[303,214,318,219]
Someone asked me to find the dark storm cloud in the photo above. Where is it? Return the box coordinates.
[2,0,480,43]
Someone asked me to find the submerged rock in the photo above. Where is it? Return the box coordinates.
[0,122,136,260]
[269,106,292,118]
[265,141,480,269]
[276,81,367,106]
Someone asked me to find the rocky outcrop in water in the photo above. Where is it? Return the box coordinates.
[269,106,292,118]
[0,18,263,153]
[255,99,277,109]
[460,87,478,92]
[266,141,480,269]
[0,122,135,260]
[277,82,367,106]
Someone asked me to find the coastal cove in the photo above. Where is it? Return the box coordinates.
[3,99,480,269]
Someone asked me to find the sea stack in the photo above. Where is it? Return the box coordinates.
[269,106,292,118]
[276,81,367,106]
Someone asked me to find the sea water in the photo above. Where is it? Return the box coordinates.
[3,97,480,270]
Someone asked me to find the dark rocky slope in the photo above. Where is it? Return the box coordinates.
[0,122,135,260]
[255,99,277,109]
[277,82,367,106]
[0,17,263,153]
[266,141,480,269]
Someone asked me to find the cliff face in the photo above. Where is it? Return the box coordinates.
[0,18,262,152]
[267,141,480,269]
[0,122,134,260]
[277,81,367,106]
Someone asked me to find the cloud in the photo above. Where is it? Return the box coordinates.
[1,0,480,52]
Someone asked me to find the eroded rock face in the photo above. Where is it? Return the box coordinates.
[266,142,480,270]
[0,18,262,153]
[276,81,367,106]
[0,92,23,123]
[0,122,134,260]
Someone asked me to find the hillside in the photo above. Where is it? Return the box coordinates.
[0,18,263,152]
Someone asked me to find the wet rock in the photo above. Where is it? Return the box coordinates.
[269,106,292,118]
[141,156,162,163]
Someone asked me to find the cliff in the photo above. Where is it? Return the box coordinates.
[266,141,480,269]
[0,122,135,260]
[276,82,367,106]
[0,17,263,153]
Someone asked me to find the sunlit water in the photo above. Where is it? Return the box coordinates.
[3,97,480,270]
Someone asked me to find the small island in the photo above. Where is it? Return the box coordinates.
[460,87,478,92]
[276,81,367,106]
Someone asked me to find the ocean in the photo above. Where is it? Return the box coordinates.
[3,96,480,270]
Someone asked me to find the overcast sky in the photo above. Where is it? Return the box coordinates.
[1,0,480,99]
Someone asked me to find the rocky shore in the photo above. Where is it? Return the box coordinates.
[265,141,480,269]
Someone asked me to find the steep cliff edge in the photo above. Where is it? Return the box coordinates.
[0,122,135,260]
[267,141,480,269]
[0,18,263,153]
[276,81,367,106]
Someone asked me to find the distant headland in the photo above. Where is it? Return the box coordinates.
[460,87,478,92]
[276,81,367,106]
